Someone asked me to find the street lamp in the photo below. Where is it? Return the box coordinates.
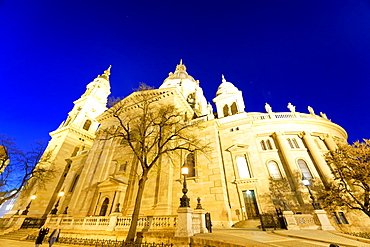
[50,191,65,215]
[180,166,190,207]
[302,178,322,210]
[21,194,36,215]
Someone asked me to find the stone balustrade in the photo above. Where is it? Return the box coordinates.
[47,215,178,232]
[251,112,330,122]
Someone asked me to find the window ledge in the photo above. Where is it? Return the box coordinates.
[232,178,258,184]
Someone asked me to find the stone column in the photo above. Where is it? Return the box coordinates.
[323,134,337,151]
[314,210,335,230]
[283,211,300,230]
[300,132,333,186]
[272,132,301,189]
[175,207,194,237]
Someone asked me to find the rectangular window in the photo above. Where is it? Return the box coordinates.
[236,155,251,178]
[331,212,341,224]
[338,212,349,224]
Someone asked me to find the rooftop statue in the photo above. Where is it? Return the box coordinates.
[287,102,296,113]
[265,103,272,113]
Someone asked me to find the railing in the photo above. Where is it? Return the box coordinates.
[48,215,177,232]
[251,112,330,122]
[26,235,173,247]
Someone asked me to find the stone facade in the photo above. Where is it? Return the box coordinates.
[9,62,365,230]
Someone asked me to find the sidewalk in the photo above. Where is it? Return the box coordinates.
[273,229,370,247]
[1,229,370,247]
[193,228,370,247]
[0,239,75,247]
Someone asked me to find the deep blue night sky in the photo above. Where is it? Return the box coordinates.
[1,0,369,150]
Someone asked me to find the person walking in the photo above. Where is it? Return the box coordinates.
[48,225,61,247]
[35,224,49,247]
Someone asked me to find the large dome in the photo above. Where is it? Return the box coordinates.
[162,60,195,83]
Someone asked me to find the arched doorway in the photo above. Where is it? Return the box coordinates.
[99,198,109,216]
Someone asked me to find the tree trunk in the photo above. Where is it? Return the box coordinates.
[125,173,148,243]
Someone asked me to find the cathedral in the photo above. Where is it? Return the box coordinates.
[8,61,361,231]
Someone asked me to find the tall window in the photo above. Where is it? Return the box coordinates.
[71,146,79,157]
[83,119,92,131]
[292,138,299,148]
[223,105,229,117]
[99,198,109,216]
[287,139,294,148]
[266,140,273,150]
[230,102,238,115]
[267,161,282,180]
[185,153,196,177]
[297,159,313,179]
[236,155,251,178]
[260,140,267,150]
[69,175,80,192]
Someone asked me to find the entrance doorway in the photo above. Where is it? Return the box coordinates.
[243,190,260,219]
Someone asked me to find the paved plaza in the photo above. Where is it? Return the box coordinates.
[1,228,370,247]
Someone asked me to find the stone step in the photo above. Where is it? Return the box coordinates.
[232,219,261,229]
[0,229,37,240]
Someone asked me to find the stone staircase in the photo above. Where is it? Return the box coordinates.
[232,219,261,229]
[0,228,37,241]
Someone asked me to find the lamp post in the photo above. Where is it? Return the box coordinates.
[180,166,190,207]
[50,191,65,215]
[302,179,322,210]
[21,194,36,215]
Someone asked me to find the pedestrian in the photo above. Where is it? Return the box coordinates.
[35,223,49,247]
[48,225,61,247]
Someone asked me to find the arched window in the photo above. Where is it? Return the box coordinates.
[69,175,80,192]
[236,155,251,178]
[223,105,229,117]
[287,138,294,148]
[267,161,282,180]
[230,102,238,115]
[185,153,196,177]
[99,198,109,216]
[260,140,266,150]
[297,159,313,179]
[266,140,273,150]
[83,119,92,131]
[292,138,299,148]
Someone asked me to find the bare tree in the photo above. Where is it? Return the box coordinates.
[102,84,208,242]
[319,139,370,217]
[0,135,55,206]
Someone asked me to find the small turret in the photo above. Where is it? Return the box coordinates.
[213,75,245,118]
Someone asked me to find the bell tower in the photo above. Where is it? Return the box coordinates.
[213,75,245,118]
[10,67,112,217]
